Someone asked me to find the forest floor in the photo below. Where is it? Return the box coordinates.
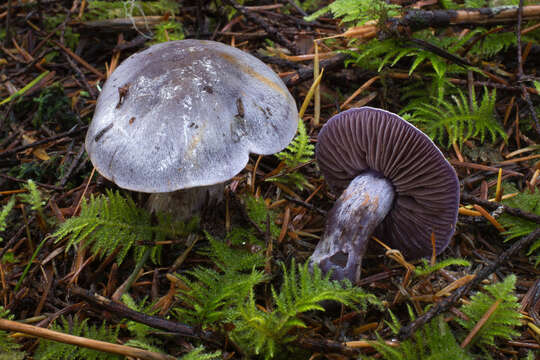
[0,1,539,359]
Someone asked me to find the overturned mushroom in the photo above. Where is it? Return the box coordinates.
[86,40,298,219]
[311,107,459,282]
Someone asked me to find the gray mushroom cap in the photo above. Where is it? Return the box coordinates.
[85,40,298,193]
[316,107,460,260]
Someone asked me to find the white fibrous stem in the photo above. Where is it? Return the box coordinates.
[147,183,224,221]
[310,171,394,283]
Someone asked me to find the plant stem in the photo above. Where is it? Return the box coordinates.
[112,246,152,301]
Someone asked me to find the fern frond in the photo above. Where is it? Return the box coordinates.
[0,197,15,243]
[270,119,314,190]
[34,316,121,360]
[469,31,516,58]
[201,232,265,273]
[365,314,472,360]
[305,0,400,26]
[275,120,314,167]
[180,346,221,360]
[175,265,267,327]
[18,179,46,213]
[456,275,522,349]
[231,261,380,359]
[52,190,196,264]
[406,87,506,147]
[243,194,280,238]
[414,258,471,277]
[498,187,540,265]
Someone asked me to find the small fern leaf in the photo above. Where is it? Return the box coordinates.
[457,275,522,349]
[180,346,221,360]
[499,188,540,265]
[52,190,194,264]
[0,197,15,243]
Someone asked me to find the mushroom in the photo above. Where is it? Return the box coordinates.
[310,107,459,282]
[85,40,298,220]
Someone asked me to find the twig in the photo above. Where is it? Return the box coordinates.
[0,318,175,360]
[4,0,12,46]
[64,52,97,99]
[286,53,349,86]
[335,6,540,43]
[0,125,87,159]
[59,144,86,187]
[397,228,540,341]
[409,38,471,68]
[222,0,300,55]
[51,39,104,79]
[283,195,327,215]
[0,174,64,191]
[70,286,222,344]
[515,0,540,136]
[111,246,151,301]
[393,5,540,31]
[0,220,31,260]
[460,193,540,224]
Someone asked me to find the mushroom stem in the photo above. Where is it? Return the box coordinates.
[310,171,394,283]
[147,183,224,222]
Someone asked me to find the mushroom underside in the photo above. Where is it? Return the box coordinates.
[310,171,394,283]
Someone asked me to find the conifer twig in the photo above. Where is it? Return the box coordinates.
[70,286,222,344]
[0,318,175,360]
[397,228,540,341]
[0,125,87,159]
[222,0,300,55]
[460,193,540,224]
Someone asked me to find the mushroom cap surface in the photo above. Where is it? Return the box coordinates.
[316,107,459,258]
[86,40,298,193]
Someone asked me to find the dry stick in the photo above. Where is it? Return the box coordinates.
[4,0,12,46]
[0,125,87,159]
[70,286,222,344]
[64,52,97,99]
[0,319,175,360]
[397,228,540,341]
[515,0,540,136]
[283,194,327,215]
[59,144,86,187]
[0,174,63,191]
[223,0,301,55]
[335,6,540,45]
[392,5,540,31]
[286,53,349,87]
[51,39,104,79]
[460,193,540,224]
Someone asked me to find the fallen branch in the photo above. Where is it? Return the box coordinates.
[334,5,540,41]
[70,286,223,345]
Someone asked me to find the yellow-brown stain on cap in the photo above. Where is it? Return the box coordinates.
[217,52,286,98]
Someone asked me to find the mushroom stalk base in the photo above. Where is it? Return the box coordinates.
[147,183,224,222]
[310,172,394,283]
